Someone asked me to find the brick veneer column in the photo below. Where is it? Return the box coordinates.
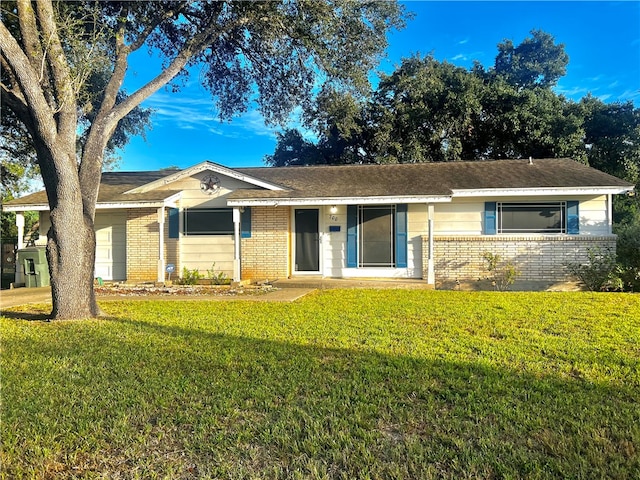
[126,208,160,282]
[241,206,289,280]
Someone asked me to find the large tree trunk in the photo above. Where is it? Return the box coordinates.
[37,144,102,320]
[46,202,101,320]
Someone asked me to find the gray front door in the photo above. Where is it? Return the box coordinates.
[295,209,319,272]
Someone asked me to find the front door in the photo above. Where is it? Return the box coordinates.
[295,209,319,272]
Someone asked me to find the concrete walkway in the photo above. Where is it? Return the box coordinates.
[0,285,314,310]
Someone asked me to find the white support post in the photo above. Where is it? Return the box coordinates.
[607,194,613,234]
[15,213,25,285]
[157,207,165,283]
[232,207,241,283]
[427,204,435,286]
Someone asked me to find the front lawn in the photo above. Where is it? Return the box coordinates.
[1,291,639,479]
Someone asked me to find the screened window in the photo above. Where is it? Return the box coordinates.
[183,208,233,235]
[358,205,396,267]
[498,202,566,233]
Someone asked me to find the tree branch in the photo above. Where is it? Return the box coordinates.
[0,21,57,148]
[15,0,44,74]
[34,0,76,144]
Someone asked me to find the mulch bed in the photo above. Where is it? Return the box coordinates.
[94,283,276,297]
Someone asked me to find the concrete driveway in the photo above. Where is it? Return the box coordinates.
[0,286,52,309]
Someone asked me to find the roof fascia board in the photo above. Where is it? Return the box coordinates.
[452,186,634,197]
[4,192,183,213]
[124,161,285,194]
[2,204,49,212]
[227,195,452,207]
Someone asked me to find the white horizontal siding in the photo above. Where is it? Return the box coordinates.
[180,235,235,278]
[434,196,611,236]
[434,202,484,235]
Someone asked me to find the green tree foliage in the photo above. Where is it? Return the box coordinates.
[615,219,640,291]
[371,55,483,163]
[266,30,639,226]
[1,0,406,319]
[264,129,324,167]
[580,95,640,223]
[492,29,569,89]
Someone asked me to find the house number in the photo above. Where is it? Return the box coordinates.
[330,215,338,222]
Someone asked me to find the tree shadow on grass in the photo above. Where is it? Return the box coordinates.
[0,309,51,321]
[2,313,638,479]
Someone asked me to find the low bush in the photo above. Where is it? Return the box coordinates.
[564,247,622,291]
[616,219,640,291]
[481,252,519,291]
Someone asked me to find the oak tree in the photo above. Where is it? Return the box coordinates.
[0,0,406,319]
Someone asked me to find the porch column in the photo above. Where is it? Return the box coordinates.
[606,194,613,234]
[15,213,25,285]
[232,207,241,282]
[157,207,165,283]
[427,204,435,285]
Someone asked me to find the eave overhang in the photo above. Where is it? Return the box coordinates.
[227,195,453,207]
[3,192,182,213]
[451,186,635,197]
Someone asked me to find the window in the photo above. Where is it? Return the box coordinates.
[498,202,566,233]
[358,205,396,267]
[183,208,233,235]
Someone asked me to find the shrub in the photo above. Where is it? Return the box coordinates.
[616,219,640,291]
[482,252,519,291]
[564,247,622,291]
[178,267,202,285]
[206,263,229,285]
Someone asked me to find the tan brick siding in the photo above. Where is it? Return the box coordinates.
[422,235,617,287]
[241,206,289,280]
[126,208,160,282]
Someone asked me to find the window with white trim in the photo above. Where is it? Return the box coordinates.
[498,202,567,234]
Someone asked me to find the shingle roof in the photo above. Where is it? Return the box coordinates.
[3,158,634,210]
[229,158,634,200]
[4,170,179,207]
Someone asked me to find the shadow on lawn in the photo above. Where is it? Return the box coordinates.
[3,313,638,478]
[0,309,50,321]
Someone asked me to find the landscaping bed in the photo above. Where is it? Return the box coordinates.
[94,282,276,297]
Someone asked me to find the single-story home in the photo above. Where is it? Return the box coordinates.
[4,158,635,289]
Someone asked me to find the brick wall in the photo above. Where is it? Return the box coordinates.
[422,235,617,288]
[241,206,289,280]
[126,208,159,282]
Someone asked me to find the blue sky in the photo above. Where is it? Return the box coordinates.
[117,1,640,172]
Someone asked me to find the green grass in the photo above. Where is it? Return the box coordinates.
[1,290,639,479]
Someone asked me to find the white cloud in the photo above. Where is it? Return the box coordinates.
[141,91,280,140]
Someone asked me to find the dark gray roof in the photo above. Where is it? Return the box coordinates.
[4,159,634,209]
[230,158,634,200]
[4,170,178,207]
